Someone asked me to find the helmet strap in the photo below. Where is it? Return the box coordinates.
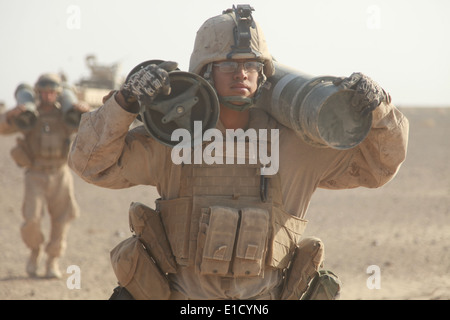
[203,63,214,85]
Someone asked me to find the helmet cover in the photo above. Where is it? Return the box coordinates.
[189,5,274,78]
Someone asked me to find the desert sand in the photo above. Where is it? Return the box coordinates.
[0,107,448,300]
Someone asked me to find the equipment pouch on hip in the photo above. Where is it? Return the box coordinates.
[198,206,239,276]
[128,202,177,274]
[301,269,341,300]
[10,137,32,168]
[268,207,308,269]
[233,207,269,277]
[281,237,324,300]
[110,237,171,300]
[157,197,192,265]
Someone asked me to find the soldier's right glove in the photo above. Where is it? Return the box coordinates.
[120,61,178,105]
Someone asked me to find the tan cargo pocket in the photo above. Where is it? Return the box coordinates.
[128,202,177,274]
[233,207,269,277]
[11,145,32,168]
[10,137,32,168]
[268,207,308,269]
[110,237,171,300]
[158,197,192,265]
[280,237,324,300]
[199,206,239,276]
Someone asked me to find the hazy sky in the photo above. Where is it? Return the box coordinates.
[1,0,449,107]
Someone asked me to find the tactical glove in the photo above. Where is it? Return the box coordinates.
[120,61,178,105]
[333,72,391,116]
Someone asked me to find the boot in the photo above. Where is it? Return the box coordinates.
[45,256,62,279]
[26,249,40,277]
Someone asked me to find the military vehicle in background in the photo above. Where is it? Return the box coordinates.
[74,55,123,108]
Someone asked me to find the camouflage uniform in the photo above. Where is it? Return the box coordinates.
[69,97,407,299]
[0,75,81,278]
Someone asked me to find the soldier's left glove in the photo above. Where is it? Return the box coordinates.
[333,72,391,116]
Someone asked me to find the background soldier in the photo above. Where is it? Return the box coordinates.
[0,73,90,278]
[69,5,408,299]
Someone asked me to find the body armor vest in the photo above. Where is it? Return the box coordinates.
[11,105,72,170]
[157,118,308,277]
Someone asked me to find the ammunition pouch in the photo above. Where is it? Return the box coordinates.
[159,195,308,277]
[110,202,177,300]
[196,206,270,277]
[10,137,32,168]
[280,237,324,300]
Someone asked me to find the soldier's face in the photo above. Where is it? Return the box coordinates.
[39,89,59,105]
[212,59,259,100]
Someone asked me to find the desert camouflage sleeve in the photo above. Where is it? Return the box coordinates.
[68,95,167,189]
[318,102,409,189]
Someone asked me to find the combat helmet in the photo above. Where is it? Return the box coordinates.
[189,5,274,111]
[35,73,63,93]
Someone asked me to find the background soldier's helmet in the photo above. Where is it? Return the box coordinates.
[189,6,275,79]
[35,73,63,92]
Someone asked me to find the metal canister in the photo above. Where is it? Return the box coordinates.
[14,83,38,130]
[127,60,219,148]
[256,62,372,149]
[60,85,82,127]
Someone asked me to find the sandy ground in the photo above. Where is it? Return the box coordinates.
[0,107,448,300]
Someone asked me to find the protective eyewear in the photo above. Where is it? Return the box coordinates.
[213,61,264,73]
